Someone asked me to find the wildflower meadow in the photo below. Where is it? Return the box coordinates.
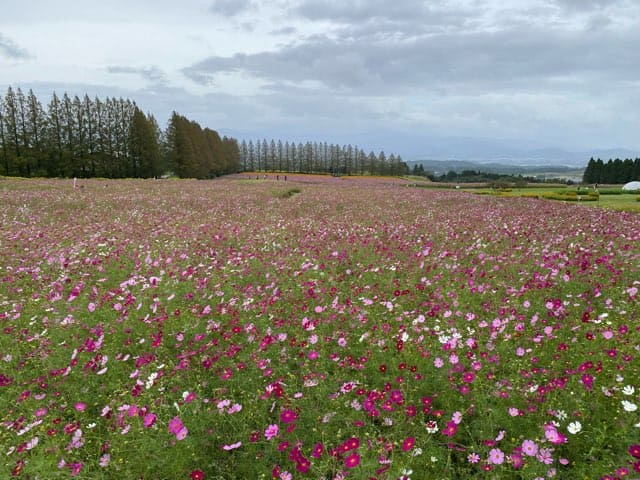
[0,177,639,480]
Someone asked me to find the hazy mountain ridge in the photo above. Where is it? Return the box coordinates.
[328,131,639,168]
[408,143,639,169]
[406,159,585,176]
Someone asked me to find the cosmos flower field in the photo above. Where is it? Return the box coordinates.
[1,177,639,480]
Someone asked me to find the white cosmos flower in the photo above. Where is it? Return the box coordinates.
[567,421,582,434]
[621,400,638,412]
[555,410,567,421]
[425,421,439,433]
[622,385,635,395]
[410,447,423,457]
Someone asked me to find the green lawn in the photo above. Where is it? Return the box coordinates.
[465,185,640,212]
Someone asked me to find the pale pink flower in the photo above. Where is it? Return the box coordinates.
[487,448,504,465]
[264,424,278,440]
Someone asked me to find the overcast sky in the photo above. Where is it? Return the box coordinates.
[1,0,639,161]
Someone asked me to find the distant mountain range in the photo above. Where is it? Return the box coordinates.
[404,140,639,169]
[353,133,638,168]
[405,159,585,176]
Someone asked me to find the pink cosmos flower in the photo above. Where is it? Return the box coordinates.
[543,423,567,445]
[168,416,188,440]
[280,409,297,424]
[183,391,196,403]
[344,452,360,468]
[522,439,538,456]
[487,448,505,465]
[511,452,524,469]
[452,411,463,424]
[402,437,415,451]
[69,462,83,476]
[536,447,554,465]
[467,452,480,463]
[442,421,457,437]
[264,424,279,440]
[143,413,156,428]
[312,442,324,458]
[222,441,242,450]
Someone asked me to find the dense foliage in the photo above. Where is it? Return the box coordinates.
[583,157,640,185]
[166,112,240,179]
[0,87,241,179]
[1,177,638,479]
[239,139,408,176]
[426,169,537,185]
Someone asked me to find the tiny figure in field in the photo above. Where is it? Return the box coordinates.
[284,175,287,181]
[277,175,279,181]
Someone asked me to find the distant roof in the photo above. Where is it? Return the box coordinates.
[622,181,640,191]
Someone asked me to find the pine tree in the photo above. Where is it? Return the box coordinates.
[26,89,47,176]
[129,107,161,177]
[277,139,283,172]
[3,87,22,174]
[583,157,596,183]
[46,92,64,176]
[247,140,255,171]
[0,98,9,175]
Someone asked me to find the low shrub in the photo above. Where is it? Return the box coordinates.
[271,187,301,198]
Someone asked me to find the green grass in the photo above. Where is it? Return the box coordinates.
[465,186,640,212]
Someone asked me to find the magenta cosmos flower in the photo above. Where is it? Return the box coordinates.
[344,452,360,468]
[280,409,297,424]
[168,416,188,440]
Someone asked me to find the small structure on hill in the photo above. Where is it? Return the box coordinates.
[622,181,640,191]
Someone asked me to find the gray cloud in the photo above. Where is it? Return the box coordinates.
[208,0,252,17]
[107,65,167,84]
[179,0,640,153]
[0,33,31,59]
[294,0,477,37]
[182,24,640,96]
[552,0,627,11]
[269,26,298,36]
[296,0,429,22]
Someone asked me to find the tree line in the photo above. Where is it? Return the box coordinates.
[2,86,413,180]
[0,87,240,179]
[583,157,640,185]
[239,139,408,176]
